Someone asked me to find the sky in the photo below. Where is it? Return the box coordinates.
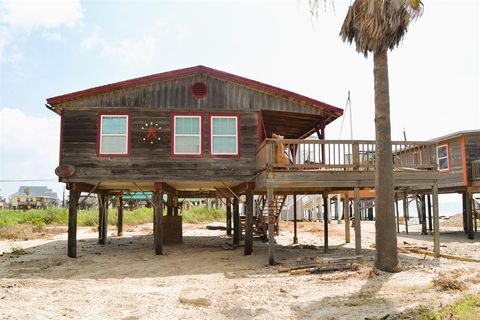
[0,0,479,206]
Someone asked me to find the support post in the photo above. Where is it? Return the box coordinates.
[466,190,474,240]
[322,192,329,253]
[432,182,440,258]
[427,194,433,232]
[98,192,108,245]
[233,197,240,245]
[403,191,409,234]
[462,192,468,233]
[167,194,173,216]
[293,194,298,244]
[337,194,341,224]
[394,192,400,233]
[68,188,80,258]
[344,196,350,243]
[354,187,361,255]
[117,195,123,236]
[173,196,179,216]
[154,185,164,255]
[267,187,275,265]
[226,198,232,236]
[421,194,427,235]
[245,186,254,255]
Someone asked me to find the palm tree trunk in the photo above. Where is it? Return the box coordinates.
[373,51,399,272]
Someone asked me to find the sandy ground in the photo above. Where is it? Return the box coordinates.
[0,217,479,320]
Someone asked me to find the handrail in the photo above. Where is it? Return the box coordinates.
[255,139,437,173]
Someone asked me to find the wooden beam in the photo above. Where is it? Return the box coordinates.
[68,187,80,258]
[98,192,108,245]
[154,186,164,255]
[354,187,361,255]
[267,187,275,266]
[432,182,440,258]
[244,188,254,255]
[293,194,298,244]
[344,196,350,243]
[117,195,123,236]
[233,197,240,245]
[323,192,329,253]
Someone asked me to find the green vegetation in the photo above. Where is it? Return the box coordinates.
[0,206,225,228]
[414,294,480,320]
[9,246,30,255]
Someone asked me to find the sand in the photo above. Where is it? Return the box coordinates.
[1,219,479,319]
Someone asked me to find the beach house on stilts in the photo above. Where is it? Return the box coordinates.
[46,66,441,264]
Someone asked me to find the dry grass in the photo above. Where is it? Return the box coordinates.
[432,272,467,292]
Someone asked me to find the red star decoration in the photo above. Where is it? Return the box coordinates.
[146,128,157,138]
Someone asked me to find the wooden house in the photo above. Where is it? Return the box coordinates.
[47,65,440,263]
[431,130,480,238]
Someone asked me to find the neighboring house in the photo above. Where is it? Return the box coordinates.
[0,196,7,209]
[11,186,59,210]
[431,130,480,238]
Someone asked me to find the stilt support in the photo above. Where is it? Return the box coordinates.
[98,192,108,245]
[244,184,254,255]
[68,188,80,258]
[233,197,240,245]
[154,184,164,255]
[344,196,350,243]
[117,195,123,236]
[293,194,298,244]
[354,187,361,255]
[323,192,329,253]
[267,187,275,266]
[432,182,440,258]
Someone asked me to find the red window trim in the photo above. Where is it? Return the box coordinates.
[170,113,204,158]
[208,114,241,158]
[436,143,450,173]
[96,112,132,157]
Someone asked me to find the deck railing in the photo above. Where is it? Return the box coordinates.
[472,160,480,180]
[256,139,437,172]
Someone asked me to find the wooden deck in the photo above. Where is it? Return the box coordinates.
[254,139,438,193]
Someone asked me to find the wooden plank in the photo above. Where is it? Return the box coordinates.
[68,188,80,258]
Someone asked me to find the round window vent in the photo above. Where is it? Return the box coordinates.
[192,82,208,99]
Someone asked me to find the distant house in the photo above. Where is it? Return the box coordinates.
[431,130,480,238]
[11,186,59,210]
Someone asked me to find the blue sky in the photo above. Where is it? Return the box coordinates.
[0,0,479,204]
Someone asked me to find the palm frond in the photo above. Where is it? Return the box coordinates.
[339,0,423,56]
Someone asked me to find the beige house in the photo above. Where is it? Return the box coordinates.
[11,186,58,210]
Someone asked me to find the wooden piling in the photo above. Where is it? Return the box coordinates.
[466,190,474,240]
[68,188,80,258]
[432,182,440,258]
[98,192,108,245]
[354,187,361,255]
[267,187,275,265]
[403,191,409,234]
[462,192,468,233]
[394,192,400,233]
[244,187,254,255]
[226,198,232,236]
[343,196,350,243]
[427,194,433,232]
[421,194,427,235]
[233,197,240,245]
[293,194,298,244]
[117,195,123,236]
[154,185,164,255]
[323,192,329,253]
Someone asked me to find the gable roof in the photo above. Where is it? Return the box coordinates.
[430,130,480,142]
[46,65,342,116]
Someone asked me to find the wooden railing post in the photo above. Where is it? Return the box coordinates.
[266,141,273,170]
[352,142,360,169]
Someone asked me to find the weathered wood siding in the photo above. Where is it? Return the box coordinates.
[465,134,480,182]
[58,74,329,117]
[437,138,464,189]
[62,109,258,183]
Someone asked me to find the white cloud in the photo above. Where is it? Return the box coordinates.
[0,0,83,29]
[41,31,62,41]
[0,108,62,198]
[0,0,83,61]
[82,31,157,65]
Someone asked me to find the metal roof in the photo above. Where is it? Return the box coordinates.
[12,186,58,199]
[430,130,480,142]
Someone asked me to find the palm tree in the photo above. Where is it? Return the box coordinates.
[312,0,423,272]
